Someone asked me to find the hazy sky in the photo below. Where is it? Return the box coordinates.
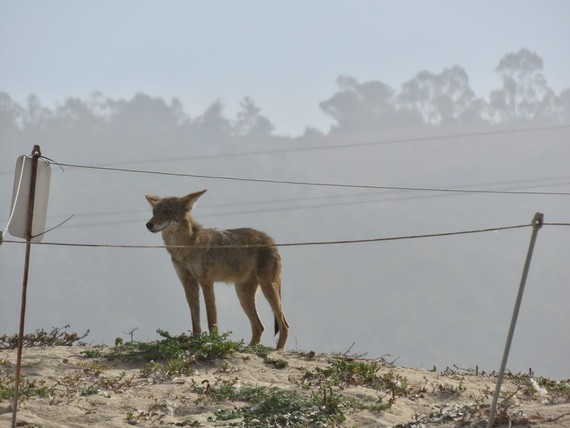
[1,0,569,135]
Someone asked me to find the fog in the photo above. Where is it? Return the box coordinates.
[1,49,569,379]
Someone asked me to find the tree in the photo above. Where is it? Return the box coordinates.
[107,92,186,135]
[189,100,233,143]
[21,95,53,130]
[233,97,274,137]
[320,76,420,133]
[489,49,558,123]
[398,66,486,125]
[559,89,570,124]
[53,97,105,133]
[0,92,23,137]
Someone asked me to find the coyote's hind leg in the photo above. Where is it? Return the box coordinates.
[235,278,264,346]
[259,277,289,351]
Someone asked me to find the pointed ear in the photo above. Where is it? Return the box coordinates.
[181,189,207,211]
[145,195,162,206]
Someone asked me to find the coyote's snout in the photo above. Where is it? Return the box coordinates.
[145,190,289,351]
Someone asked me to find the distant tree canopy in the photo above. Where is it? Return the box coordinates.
[321,49,569,133]
[1,49,568,143]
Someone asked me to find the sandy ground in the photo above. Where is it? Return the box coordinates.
[1,345,569,427]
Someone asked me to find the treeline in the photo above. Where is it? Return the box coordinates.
[320,49,569,133]
[1,49,568,145]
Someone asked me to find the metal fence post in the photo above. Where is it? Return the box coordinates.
[487,212,543,428]
[11,145,41,428]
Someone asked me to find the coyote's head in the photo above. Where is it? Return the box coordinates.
[145,189,207,233]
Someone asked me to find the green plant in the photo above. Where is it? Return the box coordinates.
[108,329,243,363]
[141,355,196,383]
[264,356,288,369]
[243,343,274,359]
[332,358,381,386]
[101,329,248,384]
[80,348,102,358]
[97,372,138,393]
[306,357,384,388]
[0,375,55,400]
[177,419,201,427]
[378,370,411,399]
[214,386,347,427]
[0,376,14,400]
[0,358,11,369]
[0,325,89,349]
[191,375,362,427]
[186,329,244,359]
[433,381,466,396]
[191,377,241,403]
[506,371,570,403]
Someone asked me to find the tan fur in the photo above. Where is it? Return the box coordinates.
[145,189,289,351]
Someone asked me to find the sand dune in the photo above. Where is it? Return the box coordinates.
[1,343,569,427]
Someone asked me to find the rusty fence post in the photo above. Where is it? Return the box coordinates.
[11,145,41,428]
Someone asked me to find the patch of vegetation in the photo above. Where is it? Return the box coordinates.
[266,357,289,369]
[301,356,418,412]
[107,329,243,363]
[80,348,103,359]
[192,377,242,403]
[242,343,274,359]
[327,358,383,387]
[432,380,466,396]
[305,356,408,392]
[244,386,348,427]
[535,376,570,400]
[86,371,138,395]
[95,329,287,383]
[0,325,89,349]
[0,375,55,400]
[506,371,570,403]
[207,385,348,427]
[140,355,197,383]
[192,370,390,427]
[85,329,246,384]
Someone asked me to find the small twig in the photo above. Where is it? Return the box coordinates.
[201,379,211,396]
[32,215,74,239]
[122,328,138,342]
[545,413,570,423]
[342,342,356,356]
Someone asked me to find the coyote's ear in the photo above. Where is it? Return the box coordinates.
[145,195,162,206]
[181,189,207,211]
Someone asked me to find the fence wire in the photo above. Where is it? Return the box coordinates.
[51,161,570,196]
[1,222,556,250]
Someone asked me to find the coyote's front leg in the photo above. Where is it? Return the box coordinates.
[200,280,218,332]
[172,261,202,335]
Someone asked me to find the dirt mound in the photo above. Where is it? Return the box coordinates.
[1,335,569,427]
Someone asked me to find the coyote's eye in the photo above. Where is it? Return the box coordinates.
[160,207,177,217]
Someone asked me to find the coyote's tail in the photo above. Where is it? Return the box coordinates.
[273,253,283,336]
[273,278,282,336]
[274,281,290,336]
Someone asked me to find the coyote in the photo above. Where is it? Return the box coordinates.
[145,190,289,351]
